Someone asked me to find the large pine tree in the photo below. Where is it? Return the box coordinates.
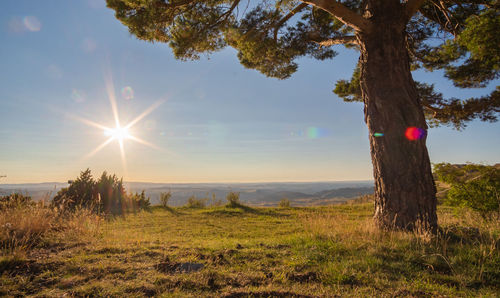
[107,0,499,231]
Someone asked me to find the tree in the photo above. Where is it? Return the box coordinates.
[106,0,500,231]
[52,168,97,212]
[160,190,172,207]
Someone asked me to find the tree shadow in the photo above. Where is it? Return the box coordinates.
[203,203,290,218]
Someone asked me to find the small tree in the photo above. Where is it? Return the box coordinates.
[186,195,207,208]
[160,191,172,207]
[52,169,133,215]
[52,169,97,212]
[226,191,241,207]
[130,190,151,211]
[279,198,291,208]
[96,171,127,215]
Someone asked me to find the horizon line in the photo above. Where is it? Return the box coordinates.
[0,179,375,186]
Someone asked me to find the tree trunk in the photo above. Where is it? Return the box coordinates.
[357,1,437,231]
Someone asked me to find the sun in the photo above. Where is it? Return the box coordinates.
[62,71,165,175]
[104,126,131,142]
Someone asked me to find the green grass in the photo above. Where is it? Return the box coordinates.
[1,203,499,297]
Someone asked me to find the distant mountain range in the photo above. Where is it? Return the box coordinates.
[0,181,374,207]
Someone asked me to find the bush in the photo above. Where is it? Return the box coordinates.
[130,191,151,211]
[279,198,291,208]
[160,191,172,207]
[96,171,128,215]
[52,169,149,215]
[0,193,33,210]
[434,163,500,216]
[226,191,241,207]
[52,169,97,212]
[186,196,206,208]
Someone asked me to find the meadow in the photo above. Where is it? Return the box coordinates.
[1,197,499,297]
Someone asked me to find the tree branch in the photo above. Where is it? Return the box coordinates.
[274,3,309,41]
[300,0,371,32]
[312,35,358,47]
[213,0,242,26]
[405,0,427,18]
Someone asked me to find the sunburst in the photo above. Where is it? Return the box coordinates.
[64,72,165,174]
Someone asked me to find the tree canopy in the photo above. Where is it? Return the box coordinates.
[107,0,499,129]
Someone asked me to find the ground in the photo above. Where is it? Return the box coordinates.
[1,202,499,297]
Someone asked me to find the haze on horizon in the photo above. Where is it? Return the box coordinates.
[1,1,499,184]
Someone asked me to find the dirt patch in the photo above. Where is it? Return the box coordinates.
[155,257,204,273]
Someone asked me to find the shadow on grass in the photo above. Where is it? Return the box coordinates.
[162,206,183,215]
[202,203,290,218]
[150,205,184,215]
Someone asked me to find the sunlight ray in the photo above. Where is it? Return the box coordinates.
[127,135,161,150]
[125,100,165,129]
[104,71,120,127]
[83,137,114,159]
[118,139,127,178]
[64,112,111,131]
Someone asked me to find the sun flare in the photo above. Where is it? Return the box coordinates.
[104,126,131,142]
[61,71,166,177]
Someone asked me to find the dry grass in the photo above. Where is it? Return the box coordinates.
[0,203,101,255]
[0,205,54,253]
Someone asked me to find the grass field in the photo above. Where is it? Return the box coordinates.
[1,202,499,297]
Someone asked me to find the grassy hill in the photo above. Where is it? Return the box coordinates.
[1,202,499,297]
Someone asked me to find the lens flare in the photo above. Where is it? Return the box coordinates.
[71,89,85,103]
[373,132,384,137]
[307,127,329,139]
[23,16,41,32]
[405,127,426,141]
[121,86,134,100]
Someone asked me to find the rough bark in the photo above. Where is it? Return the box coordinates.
[357,1,437,231]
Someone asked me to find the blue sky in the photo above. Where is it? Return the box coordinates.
[1,1,499,183]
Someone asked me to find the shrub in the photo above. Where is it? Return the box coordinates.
[0,193,33,210]
[160,191,172,207]
[52,168,97,212]
[130,191,151,211]
[434,163,500,216]
[51,169,145,215]
[226,191,241,207]
[186,196,206,208]
[96,171,128,215]
[279,198,291,208]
